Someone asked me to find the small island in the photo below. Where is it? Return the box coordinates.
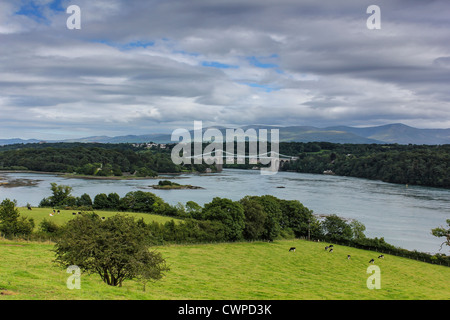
[150,180,204,190]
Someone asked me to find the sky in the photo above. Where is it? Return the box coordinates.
[1,0,450,140]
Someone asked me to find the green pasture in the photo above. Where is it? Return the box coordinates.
[0,238,448,300]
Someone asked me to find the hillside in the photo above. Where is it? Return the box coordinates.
[0,238,448,300]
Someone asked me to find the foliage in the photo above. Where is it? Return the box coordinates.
[321,214,353,241]
[277,142,450,189]
[54,213,169,287]
[39,183,74,208]
[158,180,180,186]
[202,197,245,241]
[0,199,35,237]
[38,218,62,238]
[0,142,215,176]
[239,196,267,240]
[431,219,450,250]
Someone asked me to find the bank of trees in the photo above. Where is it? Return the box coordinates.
[2,141,449,188]
[278,143,450,189]
[34,183,449,266]
[0,142,214,176]
[34,183,371,245]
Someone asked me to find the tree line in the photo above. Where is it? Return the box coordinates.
[221,141,450,189]
[278,142,450,189]
[4,183,449,263]
[0,142,215,176]
[2,141,449,188]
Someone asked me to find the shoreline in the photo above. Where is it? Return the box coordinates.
[149,184,204,190]
[0,170,215,181]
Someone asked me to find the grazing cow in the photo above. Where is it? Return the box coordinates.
[325,246,329,250]
[77,212,82,215]
[27,206,32,210]
[329,248,333,253]
[289,247,296,252]
[72,212,76,215]
[347,255,351,260]
[369,259,375,264]
[378,255,384,259]
[328,245,334,248]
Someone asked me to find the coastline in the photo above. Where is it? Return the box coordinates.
[0,169,210,181]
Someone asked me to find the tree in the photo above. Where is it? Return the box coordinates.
[203,197,245,241]
[93,193,110,209]
[118,191,163,213]
[249,195,282,241]
[239,196,266,240]
[321,214,353,241]
[431,219,450,251]
[278,199,314,238]
[38,218,62,237]
[0,199,35,237]
[76,193,93,208]
[54,213,169,287]
[107,193,120,210]
[350,219,366,240]
[185,201,203,219]
[41,183,73,207]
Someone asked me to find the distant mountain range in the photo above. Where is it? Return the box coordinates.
[1,123,449,146]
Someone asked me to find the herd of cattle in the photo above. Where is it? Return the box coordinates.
[26,206,388,263]
[289,245,385,264]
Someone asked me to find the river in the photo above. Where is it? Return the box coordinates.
[0,169,449,254]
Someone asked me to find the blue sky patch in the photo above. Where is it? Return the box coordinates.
[246,55,279,69]
[239,82,280,92]
[92,39,155,51]
[15,0,65,23]
[15,1,46,21]
[201,61,239,69]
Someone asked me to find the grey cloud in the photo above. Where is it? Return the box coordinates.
[0,0,449,139]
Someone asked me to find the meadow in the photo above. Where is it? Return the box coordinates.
[1,208,449,300]
[19,207,181,229]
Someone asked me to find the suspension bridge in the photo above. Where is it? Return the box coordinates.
[181,150,298,172]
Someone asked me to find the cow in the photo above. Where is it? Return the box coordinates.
[27,206,32,210]
[378,255,384,259]
[328,245,334,248]
[369,259,375,264]
[329,248,333,253]
[325,246,329,250]
[72,212,77,215]
[289,247,296,252]
[347,255,351,260]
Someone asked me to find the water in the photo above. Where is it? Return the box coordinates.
[0,169,449,254]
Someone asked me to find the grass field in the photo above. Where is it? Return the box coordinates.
[0,236,449,300]
[19,207,181,229]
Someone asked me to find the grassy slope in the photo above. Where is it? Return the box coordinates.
[0,238,449,300]
[19,207,180,229]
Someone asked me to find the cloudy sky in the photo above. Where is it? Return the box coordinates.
[1,0,449,140]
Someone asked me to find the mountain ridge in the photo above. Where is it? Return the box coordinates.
[1,123,449,146]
